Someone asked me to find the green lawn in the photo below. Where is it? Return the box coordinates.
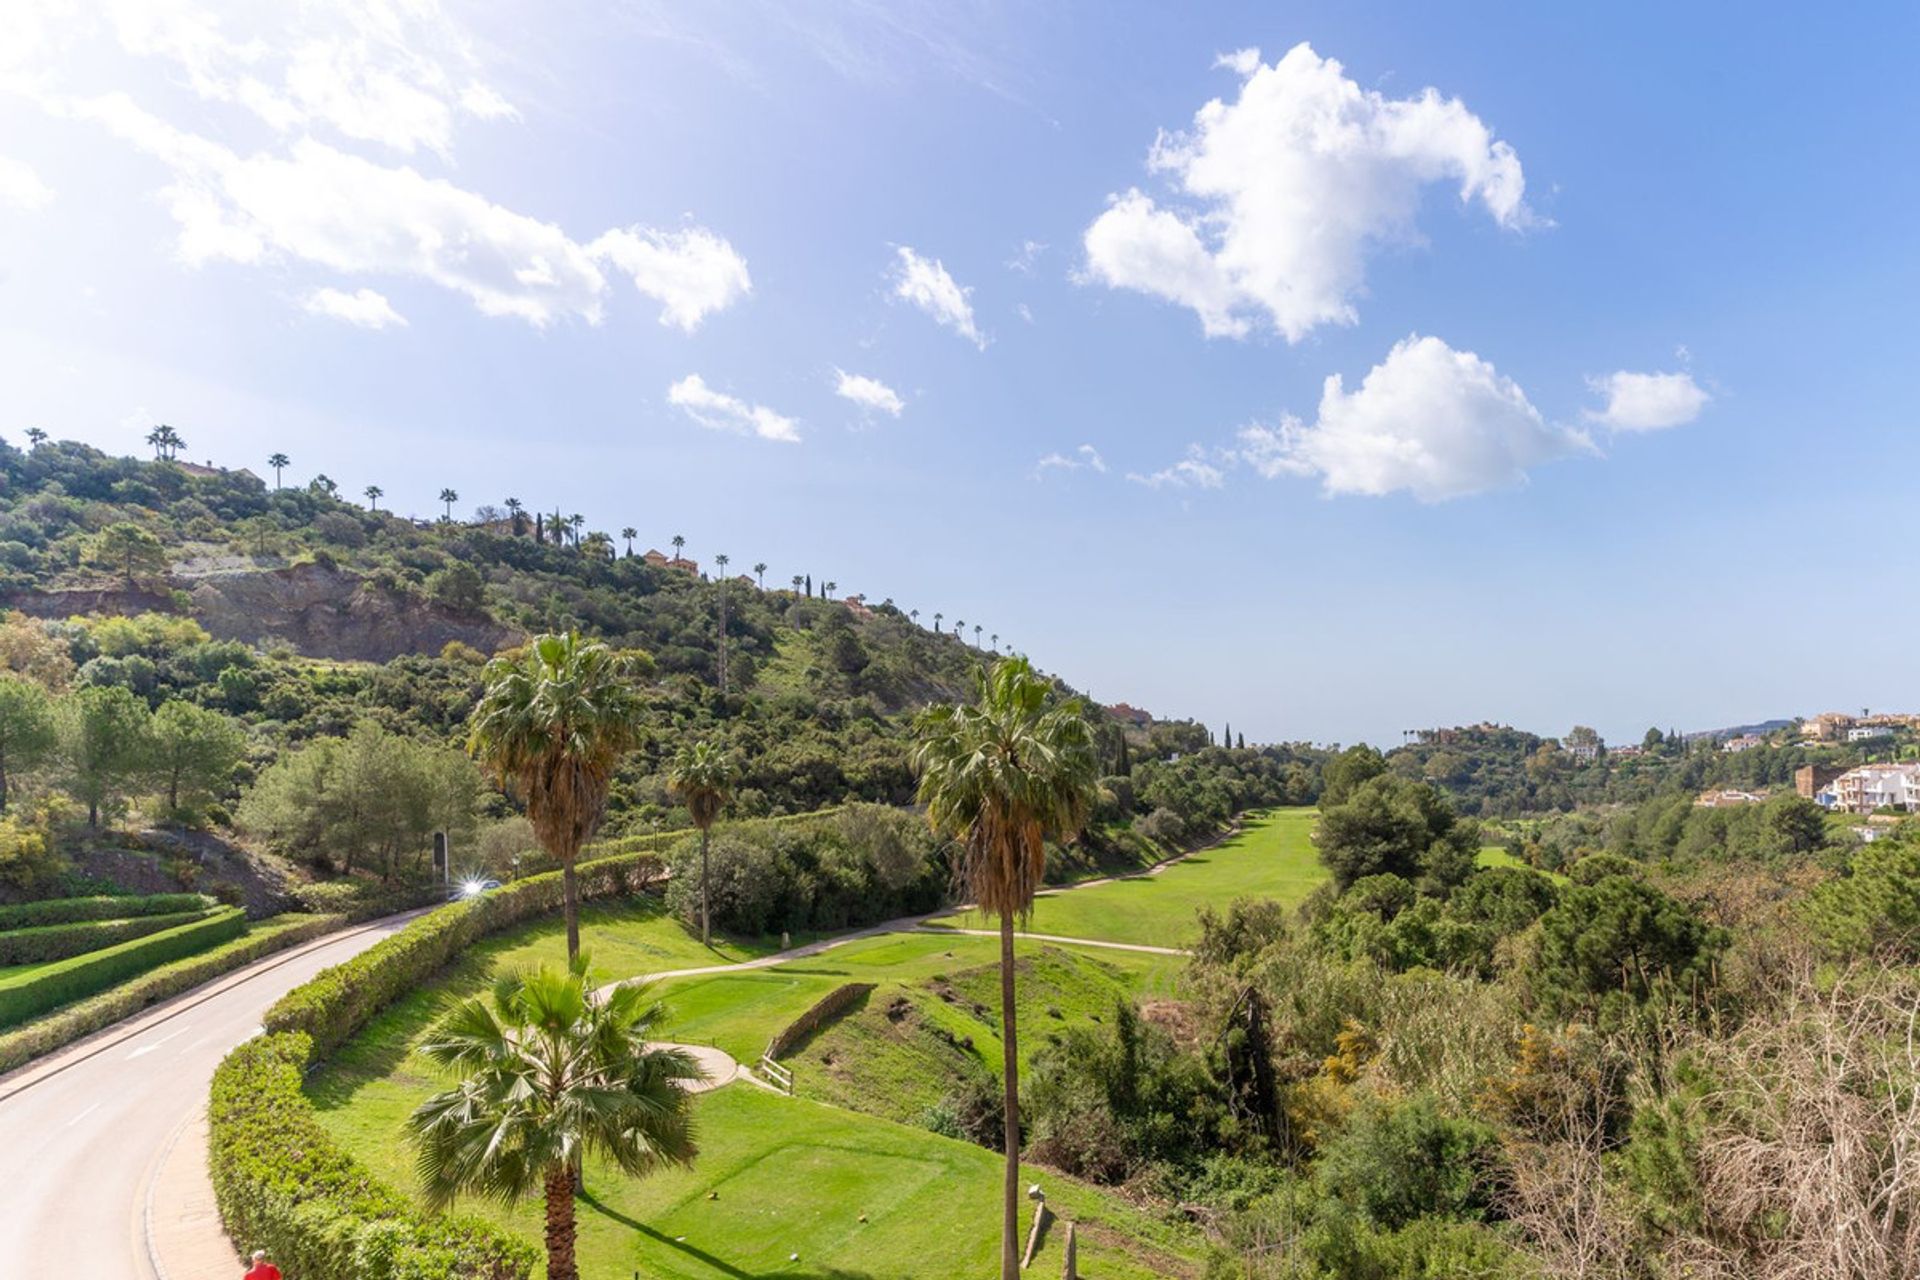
[927,807,1328,948]
[307,910,1201,1278]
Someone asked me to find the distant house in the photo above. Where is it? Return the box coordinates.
[734,574,757,588]
[1848,724,1895,742]
[1610,743,1646,759]
[1722,734,1766,753]
[1818,763,1920,814]
[641,549,670,568]
[666,556,700,575]
[843,594,874,620]
[1565,739,1602,763]
[1106,702,1154,727]
[1695,788,1766,808]
[1800,712,1857,741]
[174,459,262,484]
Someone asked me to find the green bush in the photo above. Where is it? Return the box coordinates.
[0,913,340,1074]
[210,1032,535,1280]
[263,848,664,1058]
[0,892,213,930]
[0,906,246,1027]
[0,907,213,965]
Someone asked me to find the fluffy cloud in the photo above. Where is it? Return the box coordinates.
[62,94,746,329]
[1035,444,1107,476]
[1127,446,1227,490]
[303,286,405,329]
[667,374,799,444]
[590,226,752,332]
[1083,43,1533,341]
[1240,334,1589,501]
[833,369,904,418]
[0,156,53,210]
[892,246,985,348]
[1584,369,1709,431]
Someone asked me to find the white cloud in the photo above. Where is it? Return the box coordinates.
[1127,445,1227,490]
[92,0,512,156]
[1584,369,1709,432]
[1241,334,1589,501]
[1007,239,1047,274]
[892,246,985,348]
[0,155,54,210]
[1036,444,1107,476]
[667,374,799,444]
[59,93,746,329]
[1083,43,1534,341]
[833,369,904,418]
[303,286,406,330]
[589,226,752,332]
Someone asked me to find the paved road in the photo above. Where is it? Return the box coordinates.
[0,914,419,1279]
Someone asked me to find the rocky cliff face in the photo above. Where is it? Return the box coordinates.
[5,563,522,662]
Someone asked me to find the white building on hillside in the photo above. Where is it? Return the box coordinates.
[1817,763,1920,814]
[1849,724,1895,742]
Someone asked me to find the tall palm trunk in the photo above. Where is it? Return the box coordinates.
[544,1165,579,1280]
[999,910,1020,1280]
[561,851,581,961]
[700,826,712,946]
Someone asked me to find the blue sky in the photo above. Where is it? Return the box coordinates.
[3,2,1915,747]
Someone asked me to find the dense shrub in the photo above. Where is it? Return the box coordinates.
[0,912,339,1073]
[662,804,945,936]
[1532,875,1723,1020]
[0,905,246,1027]
[0,906,212,965]
[1314,1096,1500,1229]
[210,1032,534,1280]
[0,891,212,929]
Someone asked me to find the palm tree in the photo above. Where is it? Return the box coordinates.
[790,574,803,593]
[752,562,767,589]
[910,609,920,626]
[714,553,730,575]
[268,452,289,488]
[974,625,983,648]
[934,612,943,633]
[621,527,637,557]
[25,428,46,449]
[146,424,183,461]
[823,579,838,600]
[468,634,644,960]
[991,633,998,651]
[667,741,734,948]
[364,485,383,511]
[408,958,701,1280]
[311,473,338,497]
[671,534,686,562]
[713,555,731,692]
[505,497,525,534]
[911,658,1098,1280]
[569,514,585,547]
[953,619,965,641]
[438,488,459,520]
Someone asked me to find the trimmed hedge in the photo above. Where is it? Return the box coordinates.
[584,804,846,859]
[0,913,341,1075]
[0,906,246,1028]
[0,908,215,966]
[210,1032,536,1280]
[0,893,213,931]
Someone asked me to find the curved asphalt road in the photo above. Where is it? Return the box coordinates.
[0,913,420,1278]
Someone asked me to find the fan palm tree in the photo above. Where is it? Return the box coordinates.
[408,957,702,1280]
[621,527,637,556]
[933,612,943,633]
[439,487,459,520]
[974,625,983,648]
[468,634,644,960]
[569,514,585,547]
[953,618,965,641]
[991,632,998,651]
[25,428,46,449]
[667,741,734,947]
[911,658,1098,1280]
[790,574,803,593]
[671,534,686,561]
[146,424,184,461]
[910,609,920,626]
[268,452,289,488]
[752,562,767,588]
[311,473,338,497]
[506,497,525,533]
[364,485,383,511]
[823,579,838,600]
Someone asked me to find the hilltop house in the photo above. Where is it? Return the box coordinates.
[1800,712,1857,741]
[1722,734,1766,753]
[1848,724,1895,742]
[1106,702,1154,727]
[1696,788,1767,808]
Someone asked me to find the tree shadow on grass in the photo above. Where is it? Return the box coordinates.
[581,1191,877,1280]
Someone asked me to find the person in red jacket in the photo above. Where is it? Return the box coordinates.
[243,1248,281,1280]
